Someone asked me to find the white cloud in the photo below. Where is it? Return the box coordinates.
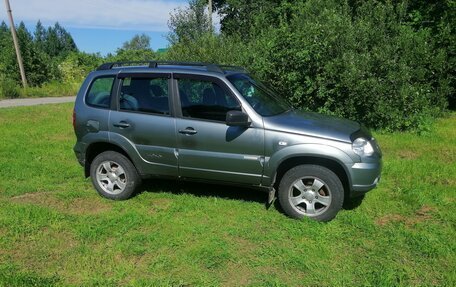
[0,0,188,31]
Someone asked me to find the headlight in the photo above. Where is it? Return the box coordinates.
[352,137,374,156]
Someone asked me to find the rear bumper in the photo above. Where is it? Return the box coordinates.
[73,142,85,167]
[347,161,382,198]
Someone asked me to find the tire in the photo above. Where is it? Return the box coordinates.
[90,151,141,200]
[278,165,344,222]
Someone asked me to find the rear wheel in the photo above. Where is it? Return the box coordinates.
[90,151,141,200]
[278,165,344,222]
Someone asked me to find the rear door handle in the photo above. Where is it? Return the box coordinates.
[113,121,130,128]
[178,127,197,135]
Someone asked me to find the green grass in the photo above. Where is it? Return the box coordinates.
[0,103,455,286]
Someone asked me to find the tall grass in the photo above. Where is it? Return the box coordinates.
[0,81,80,99]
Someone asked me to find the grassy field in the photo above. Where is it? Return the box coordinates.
[0,103,455,286]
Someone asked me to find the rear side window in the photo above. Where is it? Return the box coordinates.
[119,77,170,115]
[86,77,115,108]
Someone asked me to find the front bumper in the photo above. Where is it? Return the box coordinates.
[347,161,382,198]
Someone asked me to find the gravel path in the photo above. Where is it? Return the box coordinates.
[0,96,75,108]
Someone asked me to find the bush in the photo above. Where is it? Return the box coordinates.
[0,76,20,98]
[167,33,248,65]
[270,1,448,131]
[168,0,453,131]
[58,52,102,83]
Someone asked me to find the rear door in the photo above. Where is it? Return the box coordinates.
[173,74,265,185]
[109,72,178,176]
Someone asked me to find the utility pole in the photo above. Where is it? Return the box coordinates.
[208,0,212,30]
[4,0,27,88]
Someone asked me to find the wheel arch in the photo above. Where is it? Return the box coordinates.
[84,141,137,178]
[273,156,352,199]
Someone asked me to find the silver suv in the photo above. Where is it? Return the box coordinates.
[73,61,382,221]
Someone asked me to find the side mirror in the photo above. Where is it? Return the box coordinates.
[226,110,250,127]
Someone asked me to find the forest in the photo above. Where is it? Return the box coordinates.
[0,0,454,131]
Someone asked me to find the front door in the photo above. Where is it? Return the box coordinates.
[174,74,264,185]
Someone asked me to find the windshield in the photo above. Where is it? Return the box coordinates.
[227,74,291,116]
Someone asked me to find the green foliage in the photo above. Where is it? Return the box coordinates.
[171,0,454,131]
[0,21,103,98]
[0,21,73,87]
[0,25,165,99]
[19,81,80,98]
[16,22,55,86]
[121,33,151,50]
[168,33,248,64]
[168,0,212,44]
[106,33,158,62]
[249,0,449,131]
[213,0,291,37]
[0,75,20,98]
[106,48,157,62]
[58,52,102,83]
[38,22,78,58]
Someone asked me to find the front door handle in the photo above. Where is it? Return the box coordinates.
[178,127,197,135]
[113,121,130,128]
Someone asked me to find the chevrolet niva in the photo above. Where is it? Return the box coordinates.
[73,61,382,222]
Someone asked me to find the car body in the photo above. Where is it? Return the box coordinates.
[73,61,382,221]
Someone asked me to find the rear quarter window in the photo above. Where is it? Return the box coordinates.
[86,77,115,108]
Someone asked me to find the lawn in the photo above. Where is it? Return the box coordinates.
[0,103,455,286]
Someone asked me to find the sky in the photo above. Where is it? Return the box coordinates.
[0,0,196,55]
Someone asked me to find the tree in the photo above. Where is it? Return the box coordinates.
[59,52,103,83]
[111,33,156,61]
[16,22,52,85]
[121,33,151,50]
[40,22,77,58]
[212,0,292,37]
[404,0,455,109]
[34,20,46,48]
[168,0,212,44]
[0,21,8,33]
[0,21,79,87]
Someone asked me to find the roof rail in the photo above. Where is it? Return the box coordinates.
[97,61,157,70]
[96,61,246,74]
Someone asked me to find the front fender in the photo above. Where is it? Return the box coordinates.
[263,143,355,186]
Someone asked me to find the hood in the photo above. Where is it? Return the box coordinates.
[263,110,360,143]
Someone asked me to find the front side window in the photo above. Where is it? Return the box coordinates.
[178,78,241,122]
[227,73,290,116]
[86,77,115,108]
[120,77,170,115]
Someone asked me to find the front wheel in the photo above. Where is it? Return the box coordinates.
[90,151,141,200]
[278,165,344,222]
